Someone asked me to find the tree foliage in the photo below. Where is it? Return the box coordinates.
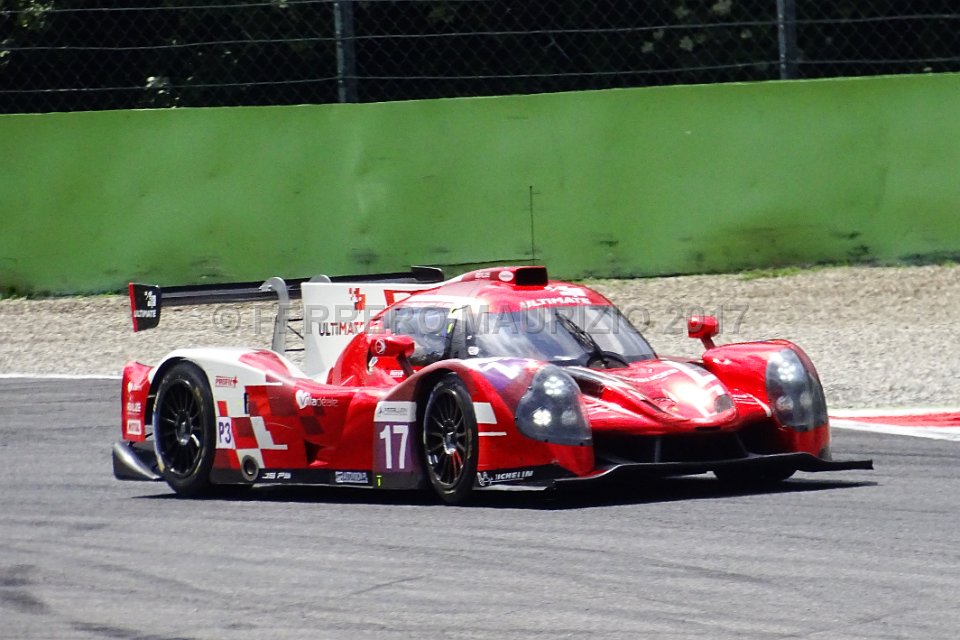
[1,0,957,113]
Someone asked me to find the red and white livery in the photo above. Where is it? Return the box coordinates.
[114,265,871,503]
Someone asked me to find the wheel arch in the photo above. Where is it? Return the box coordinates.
[146,356,193,427]
[412,367,458,425]
[147,347,298,425]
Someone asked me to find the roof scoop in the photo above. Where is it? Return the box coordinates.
[459,266,549,286]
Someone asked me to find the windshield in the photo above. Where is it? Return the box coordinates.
[381,305,451,367]
[467,305,655,365]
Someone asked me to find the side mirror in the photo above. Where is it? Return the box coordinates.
[369,334,416,376]
[687,315,719,350]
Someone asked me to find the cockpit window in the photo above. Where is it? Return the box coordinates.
[467,305,654,365]
[381,306,451,367]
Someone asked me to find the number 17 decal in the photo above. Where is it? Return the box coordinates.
[378,424,409,471]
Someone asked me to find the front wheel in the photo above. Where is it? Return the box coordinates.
[421,374,479,505]
[153,362,217,497]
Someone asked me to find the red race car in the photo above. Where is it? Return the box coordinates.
[114,265,871,503]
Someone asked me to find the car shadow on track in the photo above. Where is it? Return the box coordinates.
[135,476,876,510]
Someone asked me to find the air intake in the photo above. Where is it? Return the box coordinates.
[514,266,549,286]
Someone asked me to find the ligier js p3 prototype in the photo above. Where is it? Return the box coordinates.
[114,265,871,503]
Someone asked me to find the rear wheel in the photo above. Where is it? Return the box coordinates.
[421,374,479,505]
[153,362,217,497]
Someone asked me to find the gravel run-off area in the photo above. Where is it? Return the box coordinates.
[2,264,958,409]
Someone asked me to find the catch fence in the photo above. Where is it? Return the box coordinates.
[1,1,958,113]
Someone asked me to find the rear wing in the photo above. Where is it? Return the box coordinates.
[129,266,445,378]
[128,266,444,332]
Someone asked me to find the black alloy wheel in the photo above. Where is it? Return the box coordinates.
[153,362,217,497]
[422,374,479,504]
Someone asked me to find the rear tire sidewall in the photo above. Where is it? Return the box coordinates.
[421,374,479,505]
[153,362,217,497]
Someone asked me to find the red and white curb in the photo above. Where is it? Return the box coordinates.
[830,409,960,442]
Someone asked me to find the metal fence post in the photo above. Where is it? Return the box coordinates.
[776,0,798,79]
[334,0,358,102]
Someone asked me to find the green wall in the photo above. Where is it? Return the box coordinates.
[2,73,959,294]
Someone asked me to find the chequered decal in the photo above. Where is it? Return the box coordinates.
[263,385,298,417]
[213,383,352,473]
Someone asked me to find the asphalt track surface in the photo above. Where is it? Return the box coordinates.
[2,380,957,640]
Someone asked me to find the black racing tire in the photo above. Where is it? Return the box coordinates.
[153,362,217,498]
[421,374,479,505]
[714,467,796,488]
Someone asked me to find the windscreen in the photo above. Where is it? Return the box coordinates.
[468,305,655,365]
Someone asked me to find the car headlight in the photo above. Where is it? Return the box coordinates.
[765,348,828,431]
[515,366,591,446]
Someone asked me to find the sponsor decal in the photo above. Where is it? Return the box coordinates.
[374,401,416,422]
[216,417,234,449]
[126,419,143,436]
[316,320,365,337]
[373,338,387,355]
[133,290,158,318]
[545,284,587,297]
[334,470,370,485]
[519,296,592,310]
[260,471,292,481]
[295,389,339,410]
[348,287,366,312]
[476,469,535,487]
[498,270,514,282]
[215,375,238,388]
[125,400,142,415]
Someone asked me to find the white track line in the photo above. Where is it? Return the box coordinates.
[830,419,960,442]
[0,373,120,380]
[831,408,960,418]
